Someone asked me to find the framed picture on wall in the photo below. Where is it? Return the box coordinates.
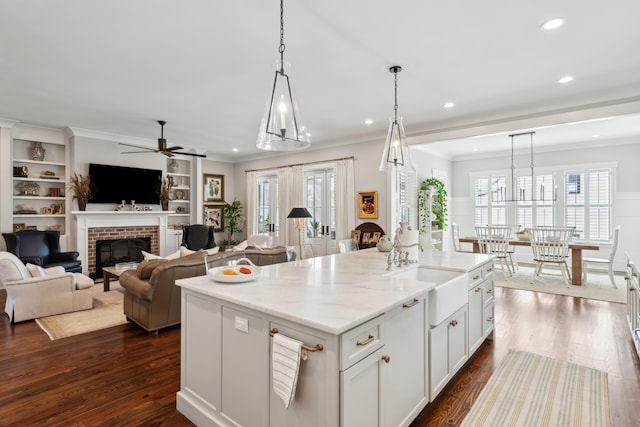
[204,204,224,232]
[358,190,378,219]
[203,174,224,203]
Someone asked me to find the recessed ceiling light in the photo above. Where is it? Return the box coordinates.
[541,18,565,30]
[444,102,455,109]
[232,148,239,152]
[364,119,373,125]
[558,76,574,83]
[592,134,600,138]
[473,148,479,152]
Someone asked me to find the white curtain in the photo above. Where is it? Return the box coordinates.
[245,171,257,236]
[278,165,304,246]
[335,158,355,240]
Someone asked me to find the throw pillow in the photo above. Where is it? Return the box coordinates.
[44,266,66,276]
[136,259,169,280]
[180,246,196,257]
[141,249,181,261]
[26,263,46,278]
[206,246,220,255]
[232,240,249,251]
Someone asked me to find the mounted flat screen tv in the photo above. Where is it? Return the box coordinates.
[88,163,162,204]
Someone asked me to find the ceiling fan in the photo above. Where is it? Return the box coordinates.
[119,121,206,158]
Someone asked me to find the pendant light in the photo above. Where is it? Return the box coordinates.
[495,131,557,202]
[256,0,310,151]
[379,65,411,171]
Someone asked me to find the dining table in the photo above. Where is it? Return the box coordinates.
[459,236,599,286]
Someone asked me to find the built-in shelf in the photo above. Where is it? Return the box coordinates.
[166,158,192,227]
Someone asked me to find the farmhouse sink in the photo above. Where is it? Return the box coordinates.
[390,267,468,326]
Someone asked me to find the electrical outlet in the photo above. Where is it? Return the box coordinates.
[235,316,249,333]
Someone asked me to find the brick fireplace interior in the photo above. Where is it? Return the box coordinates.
[88,226,158,278]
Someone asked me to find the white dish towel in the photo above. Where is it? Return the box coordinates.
[272,333,304,408]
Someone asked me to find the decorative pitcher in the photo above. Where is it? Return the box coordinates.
[377,235,393,252]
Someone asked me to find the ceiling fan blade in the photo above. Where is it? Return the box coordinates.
[162,151,175,157]
[171,151,207,158]
[167,146,184,151]
[119,142,154,151]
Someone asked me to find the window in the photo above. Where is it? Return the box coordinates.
[472,165,613,242]
[566,169,611,240]
[474,175,506,226]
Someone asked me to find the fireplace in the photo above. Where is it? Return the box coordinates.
[95,237,151,278]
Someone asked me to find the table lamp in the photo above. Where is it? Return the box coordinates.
[287,207,312,260]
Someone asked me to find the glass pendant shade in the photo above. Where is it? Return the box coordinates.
[257,62,310,151]
[379,116,409,171]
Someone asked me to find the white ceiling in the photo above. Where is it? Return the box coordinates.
[1,0,640,162]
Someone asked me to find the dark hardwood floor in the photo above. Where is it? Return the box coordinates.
[1,286,639,426]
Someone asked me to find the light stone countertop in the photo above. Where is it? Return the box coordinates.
[176,248,492,335]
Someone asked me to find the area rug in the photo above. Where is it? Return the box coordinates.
[35,283,127,340]
[494,265,626,303]
[461,350,610,427]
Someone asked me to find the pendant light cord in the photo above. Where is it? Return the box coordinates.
[279,0,285,73]
[393,70,399,123]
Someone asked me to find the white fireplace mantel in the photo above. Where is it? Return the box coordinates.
[72,211,173,274]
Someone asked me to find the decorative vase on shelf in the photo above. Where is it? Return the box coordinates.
[161,200,169,211]
[77,199,87,211]
[167,159,179,173]
[31,142,45,161]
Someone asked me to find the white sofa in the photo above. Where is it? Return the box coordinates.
[0,252,94,322]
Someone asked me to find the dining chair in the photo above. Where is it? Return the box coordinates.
[528,226,574,286]
[582,225,620,287]
[452,222,473,253]
[488,224,521,272]
[475,225,513,279]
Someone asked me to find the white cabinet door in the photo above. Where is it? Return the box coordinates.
[341,346,385,427]
[429,317,449,400]
[468,284,484,354]
[429,305,468,401]
[165,229,182,255]
[384,297,428,427]
[449,306,468,374]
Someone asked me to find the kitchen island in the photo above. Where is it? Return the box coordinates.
[175,249,493,427]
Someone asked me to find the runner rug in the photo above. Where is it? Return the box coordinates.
[460,350,610,427]
[494,265,626,303]
[35,283,127,340]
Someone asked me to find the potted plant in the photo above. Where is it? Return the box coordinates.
[311,220,320,237]
[68,172,92,211]
[418,178,447,232]
[222,199,243,246]
[159,176,174,211]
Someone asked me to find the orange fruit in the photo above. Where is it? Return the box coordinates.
[222,269,238,276]
[239,267,252,275]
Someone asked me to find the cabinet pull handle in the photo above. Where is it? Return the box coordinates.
[403,298,419,308]
[473,275,481,280]
[449,320,458,327]
[475,288,482,293]
[487,316,494,322]
[486,289,493,294]
[381,355,391,364]
[487,267,494,272]
[357,334,375,346]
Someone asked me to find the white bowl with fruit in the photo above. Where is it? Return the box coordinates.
[209,258,262,283]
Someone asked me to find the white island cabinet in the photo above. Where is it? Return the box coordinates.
[176,249,493,427]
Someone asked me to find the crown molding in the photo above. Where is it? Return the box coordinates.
[66,126,154,146]
[0,118,20,128]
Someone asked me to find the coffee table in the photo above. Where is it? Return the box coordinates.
[102,265,137,291]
